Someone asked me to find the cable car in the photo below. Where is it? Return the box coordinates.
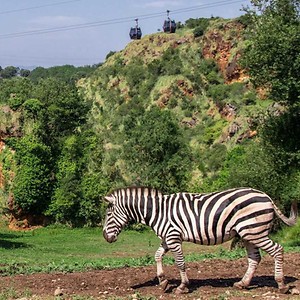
[163,10,176,33]
[129,18,142,40]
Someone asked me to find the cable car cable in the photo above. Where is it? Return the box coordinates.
[0,0,85,15]
[0,0,247,40]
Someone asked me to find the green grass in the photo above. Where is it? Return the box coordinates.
[0,224,246,276]
[1,224,299,277]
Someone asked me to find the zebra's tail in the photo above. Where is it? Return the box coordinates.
[273,201,298,226]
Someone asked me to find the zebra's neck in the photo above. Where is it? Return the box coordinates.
[119,187,164,228]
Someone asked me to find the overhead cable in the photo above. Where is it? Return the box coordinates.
[0,0,247,40]
[0,0,84,15]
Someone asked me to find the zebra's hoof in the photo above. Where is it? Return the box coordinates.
[233,281,247,290]
[175,286,189,294]
[279,285,290,294]
[160,279,169,291]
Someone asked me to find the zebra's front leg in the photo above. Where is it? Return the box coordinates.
[170,241,189,294]
[155,242,169,291]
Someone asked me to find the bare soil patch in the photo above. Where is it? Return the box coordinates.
[1,253,300,299]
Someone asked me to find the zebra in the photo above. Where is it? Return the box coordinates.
[102,186,298,294]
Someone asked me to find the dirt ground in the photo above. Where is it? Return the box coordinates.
[1,253,300,299]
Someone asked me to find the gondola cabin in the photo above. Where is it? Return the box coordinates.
[163,19,176,33]
[163,10,176,33]
[129,27,142,39]
[129,18,142,40]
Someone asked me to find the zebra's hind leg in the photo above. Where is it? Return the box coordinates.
[155,242,169,291]
[234,241,261,289]
[245,237,289,293]
[256,238,289,293]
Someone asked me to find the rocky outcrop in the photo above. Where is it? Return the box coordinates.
[202,20,246,83]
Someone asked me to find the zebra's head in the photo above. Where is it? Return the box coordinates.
[102,192,128,243]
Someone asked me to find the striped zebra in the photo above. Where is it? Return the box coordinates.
[103,186,298,294]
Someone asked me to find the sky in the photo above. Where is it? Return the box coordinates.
[0,0,252,68]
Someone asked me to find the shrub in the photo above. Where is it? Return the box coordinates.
[22,98,43,117]
[198,58,218,75]
[124,59,146,89]
[186,17,210,30]
[193,26,205,37]
[237,14,253,27]
[122,106,192,192]
[160,48,183,76]
[193,19,210,37]
[242,91,257,105]
[206,71,223,85]
[13,135,53,214]
[8,96,24,110]
[207,84,229,104]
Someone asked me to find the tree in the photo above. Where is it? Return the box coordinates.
[239,1,300,217]
[46,133,109,226]
[20,69,30,77]
[242,0,300,104]
[0,77,34,108]
[122,106,192,192]
[29,64,99,83]
[0,66,19,79]
[32,78,89,141]
[13,135,53,214]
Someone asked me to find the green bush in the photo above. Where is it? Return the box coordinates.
[193,26,205,37]
[122,106,192,192]
[193,19,210,37]
[124,58,147,89]
[186,17,210,30]
[22,98,43,117]
[198,58,218,75]
[242,91,257,105]
[46,135,83,225]
[8,96,24,110]
[215,143,284,199]
[0,77,33,106]
[160,48,183,75]
[206,71,223,85]
[207,84,229,105]
[13,135,53,214]
[237,14,253,27]
[205,143,227,172]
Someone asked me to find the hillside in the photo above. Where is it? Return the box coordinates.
[78,17,269,191]
[1,16,289,227]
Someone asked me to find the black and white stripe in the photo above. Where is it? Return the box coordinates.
[103,187,297,294]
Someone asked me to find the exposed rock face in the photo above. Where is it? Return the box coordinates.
[220,103,237,121]
[202,21,246,83]
[228,121,241,138]
[237,129,257,143]
[0,105,22,138]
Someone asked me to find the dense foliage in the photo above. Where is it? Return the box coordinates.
[242,0,300,105]
[0,2,299,229]
[237,0,300,206]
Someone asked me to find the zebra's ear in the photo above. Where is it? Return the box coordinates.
[104,195,115,204]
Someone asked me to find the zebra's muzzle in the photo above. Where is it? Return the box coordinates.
[103,230,117,243]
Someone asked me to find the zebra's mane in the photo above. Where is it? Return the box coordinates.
[111,186,164,196]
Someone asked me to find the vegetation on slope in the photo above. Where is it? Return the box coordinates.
[79,17,255,193]
[0,0,299,232]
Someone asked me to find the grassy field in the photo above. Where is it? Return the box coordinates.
[1,222,299,277]
[1,224,300,300]
[0,224,247,276]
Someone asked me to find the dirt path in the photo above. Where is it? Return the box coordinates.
[1,253,300,299]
